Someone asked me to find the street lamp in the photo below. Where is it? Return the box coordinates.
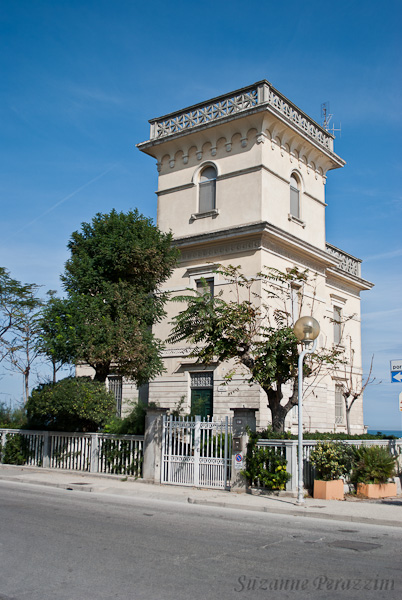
[293,316,320,505]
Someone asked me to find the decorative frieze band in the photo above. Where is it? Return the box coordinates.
[179,239,261,262]
[161,347,193,357]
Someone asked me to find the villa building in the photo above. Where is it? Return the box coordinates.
[134,80,373,433]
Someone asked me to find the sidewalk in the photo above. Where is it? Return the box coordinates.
[0,464,401,528]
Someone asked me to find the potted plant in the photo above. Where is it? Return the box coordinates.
[351,445,397,498]
[310,441,355,500]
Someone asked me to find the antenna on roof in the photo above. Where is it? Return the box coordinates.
[321,102,341,137]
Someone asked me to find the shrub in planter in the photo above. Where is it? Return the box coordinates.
[351,445,397,498]
[310,442,355,481]
[310,442,355,500]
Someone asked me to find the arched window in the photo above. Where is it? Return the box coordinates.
[290,174,300,219]
[199,165,217,213]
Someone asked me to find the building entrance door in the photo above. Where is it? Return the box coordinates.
[190,371,213,418]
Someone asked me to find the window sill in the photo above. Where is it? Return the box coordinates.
[288,213,306,228]
[190,209,219,221]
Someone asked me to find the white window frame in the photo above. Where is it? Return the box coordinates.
[288,172,306,227]
[191,163,220,220]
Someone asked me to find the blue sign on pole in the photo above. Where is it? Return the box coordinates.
[391,371,402,383]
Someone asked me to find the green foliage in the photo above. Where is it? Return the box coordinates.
[0,402,27,428]
[26,376,116,432]
[43,209,179,383]
[351,445,396,484]
[310,442,355,481]
[103,401,159,435]
[243,435,291,490]
[257,428,393,441]
[2,433,32,465]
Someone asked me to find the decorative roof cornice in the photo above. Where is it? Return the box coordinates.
[137,80,344,167]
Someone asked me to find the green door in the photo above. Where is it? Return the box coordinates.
[191,388,213,419]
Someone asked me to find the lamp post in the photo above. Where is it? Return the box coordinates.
[293,316,320,505]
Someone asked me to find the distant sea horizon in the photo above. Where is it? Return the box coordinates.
[367,429,402,438]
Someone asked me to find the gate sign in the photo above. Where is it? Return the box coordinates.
[234,453,243,470]
[390,360,402,383]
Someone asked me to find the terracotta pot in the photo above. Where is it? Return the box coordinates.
[356,482,397,499]
[313,479,344,500]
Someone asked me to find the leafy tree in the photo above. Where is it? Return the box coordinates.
[169,265,339,433]
[26,376,116,432]
[42,209,179,383]
[0,267,39,363]
[38,291,76,383]
[5,288,43,404]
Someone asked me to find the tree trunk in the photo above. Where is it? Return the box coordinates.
[345,405,351,435]
[93,363,111,383]
[24,367,30,405]
[265,387,289,433]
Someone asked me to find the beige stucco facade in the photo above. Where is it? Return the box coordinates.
[134,81,374,434]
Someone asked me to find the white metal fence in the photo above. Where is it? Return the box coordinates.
[256,439,402,492]
[0,429,144,477]
[161,415,232,489]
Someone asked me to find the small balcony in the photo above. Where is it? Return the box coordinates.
[326,243,361,278]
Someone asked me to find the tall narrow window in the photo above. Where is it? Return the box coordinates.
[333,306,342,345]
[108,375,122,417]
[290,174,300,219]
[199,166,217,213]
[335,385,344,424]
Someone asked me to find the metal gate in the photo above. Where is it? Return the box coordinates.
[161,415,232,489]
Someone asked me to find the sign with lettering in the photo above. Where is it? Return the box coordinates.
[390,360,402,383]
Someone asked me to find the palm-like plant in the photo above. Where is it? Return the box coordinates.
[351,446,396,484]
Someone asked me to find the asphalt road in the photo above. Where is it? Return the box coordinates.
[0,480,401,600]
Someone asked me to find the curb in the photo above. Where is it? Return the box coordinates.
[1,473,400,529]
[187,497,402,528]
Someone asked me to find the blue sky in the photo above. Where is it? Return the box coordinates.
[1,0,401,429]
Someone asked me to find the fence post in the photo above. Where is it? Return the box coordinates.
[285,441,297,492]
[230,407,259,492]
[142,407,169,483]
[194,416,201,487]
[90,433,99,473]
[0,429,6,462]
[42,431,50,468]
